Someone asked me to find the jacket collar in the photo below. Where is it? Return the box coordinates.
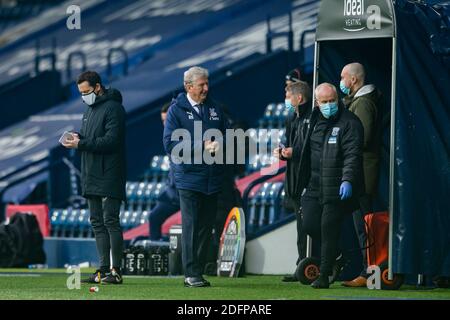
[175,93,194,111]
[186,93,201,107]
[354,84,376,98]
[296,101,310,118]
[176,92,212,112]
[343,84,376,106]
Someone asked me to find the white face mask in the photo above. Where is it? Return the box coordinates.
[82,91,97,105]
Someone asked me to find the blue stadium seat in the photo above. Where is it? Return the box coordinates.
[135,182,147,211]
[120,210,132,231]
[246,182,287,235]
[66,209,80,237]
[247,182,272,234]
[257,182,274,228]
[246,129,270,173]
[152,183,165,200]
[78,209,92,238]
[267,182,285,225]
[145,155,170,183]
[129,210,142,228]
[140,210,150,225]
[246,127,286,172]
[144,182,156,211]
[58,208,72,237]
[272,103,289,129]
[258,103,276,128]
[126,182,139,211]
[50,209,62,237]
[247,195,259,234]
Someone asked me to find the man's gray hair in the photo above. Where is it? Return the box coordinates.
[346,62,365,83]
[315,82,338,98]
[287,80,311,102]
[184,66,209,85]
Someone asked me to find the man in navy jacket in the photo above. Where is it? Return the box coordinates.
[163,66,228,287]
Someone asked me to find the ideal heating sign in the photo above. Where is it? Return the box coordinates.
[343,0,382,32]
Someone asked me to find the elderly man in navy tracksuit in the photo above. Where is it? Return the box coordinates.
[163,66,228,287]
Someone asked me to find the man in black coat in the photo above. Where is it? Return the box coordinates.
[273,80,312,282]
[62,71,126,285]
[296,83,364,289]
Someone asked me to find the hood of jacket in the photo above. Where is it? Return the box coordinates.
[90,88,123,107]
[354,84,376,98]
[342,84,377,107]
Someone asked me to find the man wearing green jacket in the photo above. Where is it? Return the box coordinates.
[339,63,382,287]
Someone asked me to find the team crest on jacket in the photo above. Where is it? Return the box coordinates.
[331,127,340,136]
[186,111,194,120]
[209,108,219,120]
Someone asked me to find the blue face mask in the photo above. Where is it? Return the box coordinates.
[285,99,295,113]
[340,80,350,95]
[319,102,338,119]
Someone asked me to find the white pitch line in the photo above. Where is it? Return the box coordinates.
[0,274,42,277]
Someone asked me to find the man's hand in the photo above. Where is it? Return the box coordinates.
[205,140,219,154]
[273,147,282,159]
[339,181,352,200]
[62,133,79,149]
[281,147,293,159]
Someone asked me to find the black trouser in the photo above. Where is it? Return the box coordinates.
[352,193,372,277]
[207,186,240,267]
[352,209,368,277]
[178,189,218,278]
[88,196,123,271]
[149,200,179,241]
[301,195,346,277]
[293,200,307,265]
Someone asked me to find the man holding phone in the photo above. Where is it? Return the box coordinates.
[61,71,126,285]
[273,80,312,282]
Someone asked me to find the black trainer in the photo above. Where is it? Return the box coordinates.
[81,269,107,284]
[329,254,346,284]
[311,275,330,289]
[281,273,298,282]
[102,268,123,285]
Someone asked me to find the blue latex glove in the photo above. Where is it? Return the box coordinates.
[339,181,352,200]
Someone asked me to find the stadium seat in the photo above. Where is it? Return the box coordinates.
[145,155,170,183]
[120,210,132,231]
[126,182,139,211]
[140,210,150,225]
[78,209,92,238]
[50,209,62,237]
[258,103,276,128]
[144,182,156,211]
[135,182,147,211]
[129,210,142,228]
[247,182,272,234]
[66,209,80,237]
[267,182,285,225]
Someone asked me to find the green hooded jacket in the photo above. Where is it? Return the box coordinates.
[343,84,382,196]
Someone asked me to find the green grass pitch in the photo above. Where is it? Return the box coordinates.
[0,269,449,300]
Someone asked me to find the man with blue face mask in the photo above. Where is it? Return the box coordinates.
[340,63,383,287]
[273,80,312,282]
[296,83,364,288]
